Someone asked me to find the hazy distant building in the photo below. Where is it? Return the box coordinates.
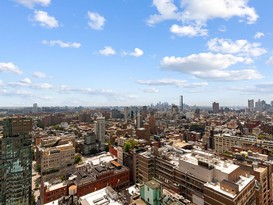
[136,113,143,129]
[248,99,254,112]
[171,104,179,115]
[212,102,219,113]
[33,103,38,113]
[95,117,106,143]
[124,107,129,121]
[255,99,263,112]
[180,95,183,111]
[0,117,32,205]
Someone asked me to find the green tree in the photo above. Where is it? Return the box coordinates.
[124,139,138,152]
[74,154,82,164]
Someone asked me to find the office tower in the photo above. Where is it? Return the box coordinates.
[248,99,254,112]
[95,117,106,143]
[0,117,32,205]
[124,107,129,121]
[212,102,219,113]
[255,99,263,112]
[180,95,183,111]
[33,103,38,113]
[136,113,143,129]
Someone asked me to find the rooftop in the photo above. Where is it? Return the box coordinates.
[79,187,122,205]
[204,175,254,198]
[145,180,161,189]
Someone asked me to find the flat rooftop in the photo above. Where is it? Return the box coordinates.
[204,175,254,198]
[79,187,122,205]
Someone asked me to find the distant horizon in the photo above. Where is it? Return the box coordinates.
[0,104,250,109]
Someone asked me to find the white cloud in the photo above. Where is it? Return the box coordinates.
[266,56,273,65]
[20,78,32,84]
[170,24,208,37]
[33,71,46,78]
[231,82,273,93]
[58,85,135,100]
[33,83,53,89]
[42,40,81,48]
[254,32,265,39]
[0,89,34,98]
[87,12,106,30]
[125,48,144,57]
[137,78,208,88]
[147,0,180,25]
[142,87,159,93]
[161,53,262,81]
[0,62,23,74]
[9,78,53,89]
[180,0,258,24]
[16,0,51,8]
[138,79,187,87]
[33,10,59,28]
[147,0,258,36]
[207,38,267,57]
[99,46,116,56]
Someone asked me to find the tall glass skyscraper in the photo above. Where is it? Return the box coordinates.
[0,117,32,205]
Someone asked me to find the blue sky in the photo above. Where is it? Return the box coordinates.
[0,0,273,107]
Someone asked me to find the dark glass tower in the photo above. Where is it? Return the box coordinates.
[0,117,32,205]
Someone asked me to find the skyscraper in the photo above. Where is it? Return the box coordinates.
[212,102,220,113]
[33,103,38,113]
[180,95,183,111]
[248,99,254,112]
[95,117,106,143]
[0,117,32,205]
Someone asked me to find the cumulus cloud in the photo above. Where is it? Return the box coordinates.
[87,12,106,30]
[33,10,59,28]
[42,40,81,48]
[99,46,116,56]
[137,78,208,88]
[254,32,265,39]
[207,38,267,57]
[147,0,258,36]
[123,48,144,57]
[20,78,32,84]
[180,0,258,24]
[15,0,51,8]
[170,24,208,37]
[33,71,47,78]
[147,0,180,25]
[0,62,23,74]
[161,53,262,81]
[266,56,273,65]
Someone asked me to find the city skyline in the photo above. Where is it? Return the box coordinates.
[1,0,273,107]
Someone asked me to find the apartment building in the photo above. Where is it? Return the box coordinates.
[138,147,256,205]
[40,141,75,175]
[214,134,256,153]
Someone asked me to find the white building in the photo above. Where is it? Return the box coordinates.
[95,117,106,143]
